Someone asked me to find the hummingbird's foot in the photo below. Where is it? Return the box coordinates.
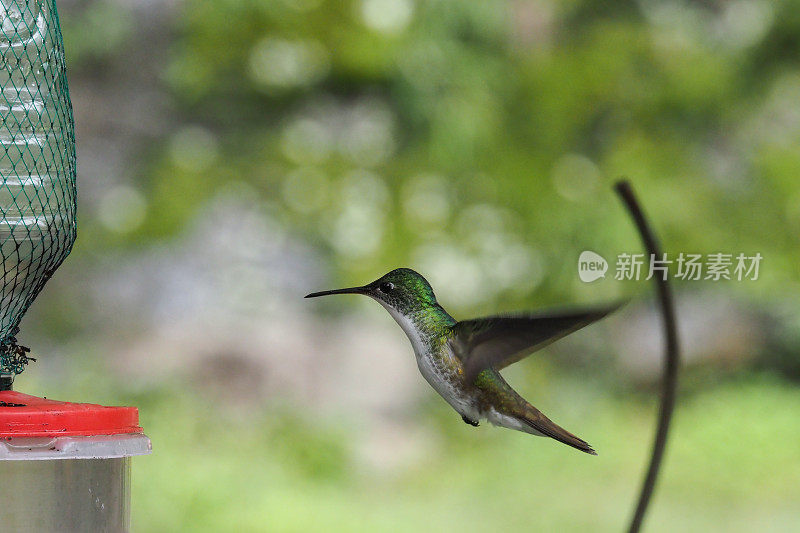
[461,415,479,427]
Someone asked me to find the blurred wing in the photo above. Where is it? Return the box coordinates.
[452,302,623,383]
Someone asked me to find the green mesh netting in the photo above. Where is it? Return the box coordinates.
[0,0,76,376]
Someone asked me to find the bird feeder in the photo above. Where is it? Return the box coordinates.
[0,389,150,531]
[0,2,150,530]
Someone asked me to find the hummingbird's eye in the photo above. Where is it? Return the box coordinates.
[379,282,394,293]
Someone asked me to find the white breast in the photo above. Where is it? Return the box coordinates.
[382,304,427,355]
[380,303,479,419]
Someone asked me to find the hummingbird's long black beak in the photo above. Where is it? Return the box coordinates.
[304,286,369,298]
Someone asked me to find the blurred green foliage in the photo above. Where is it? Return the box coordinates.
[147,0,798,311]
[31,371,799,532]
[62,0,800,320]
[136,378,800,532]
[45,0,800,531]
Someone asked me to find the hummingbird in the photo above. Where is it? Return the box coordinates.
[306,268,621,455]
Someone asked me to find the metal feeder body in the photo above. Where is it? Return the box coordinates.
[0,391,151,532]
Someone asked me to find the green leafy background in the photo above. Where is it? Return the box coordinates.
[13,0,800,531]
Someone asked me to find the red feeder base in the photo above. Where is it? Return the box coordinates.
[0,390,150,460]
[0,390,143,438]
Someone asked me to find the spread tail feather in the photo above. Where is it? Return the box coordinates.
[517,405,597,455]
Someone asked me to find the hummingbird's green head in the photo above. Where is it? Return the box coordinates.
[305,268,438,315]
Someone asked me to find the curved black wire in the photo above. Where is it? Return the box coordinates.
[614,180,680,533]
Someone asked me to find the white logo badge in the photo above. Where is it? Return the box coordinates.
[578,251,608,282]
